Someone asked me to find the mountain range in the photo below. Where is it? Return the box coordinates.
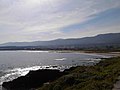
[0,33,120,47]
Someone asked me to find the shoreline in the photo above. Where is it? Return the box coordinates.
[50,50,120,56]
[2,56,120,90]
[0,51,113,87]
[0,49,120,57]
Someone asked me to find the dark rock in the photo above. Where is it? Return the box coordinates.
[51,65,58,68]
[2,69,65,90]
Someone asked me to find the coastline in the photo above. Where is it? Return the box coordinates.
[0,49,119,57]
[0,49,120,56]
[37,56,120,90]
[0,51,112,87]
[2,57,120,90]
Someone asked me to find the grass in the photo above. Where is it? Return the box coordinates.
[37,57,120,90]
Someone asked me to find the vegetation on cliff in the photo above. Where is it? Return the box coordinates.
[37,57,120,90]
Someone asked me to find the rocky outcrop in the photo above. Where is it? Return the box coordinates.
[2,69,65,90]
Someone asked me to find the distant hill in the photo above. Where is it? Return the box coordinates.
[0,33,120,47]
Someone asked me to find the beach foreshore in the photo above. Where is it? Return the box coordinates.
[50,50,120,57]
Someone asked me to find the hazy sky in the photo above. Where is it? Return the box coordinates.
[0,0,120,43]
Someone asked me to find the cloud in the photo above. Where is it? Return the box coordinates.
[0,0,120,43]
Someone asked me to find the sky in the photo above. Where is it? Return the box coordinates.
[0,0,120,43]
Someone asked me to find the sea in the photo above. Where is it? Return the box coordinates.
[0,50,112,90]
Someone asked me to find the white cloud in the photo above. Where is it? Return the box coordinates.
[0,0,120,43]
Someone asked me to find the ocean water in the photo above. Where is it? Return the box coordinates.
[0,51,111,89]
